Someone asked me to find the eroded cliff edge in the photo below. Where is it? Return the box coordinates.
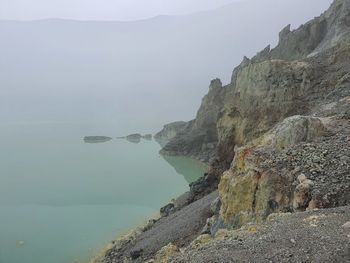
[98,0,350,262]
[156,0,350,209]
[158,0,350,165]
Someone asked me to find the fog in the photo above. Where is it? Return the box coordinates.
[0,0,332,130]
[0,0,238,21]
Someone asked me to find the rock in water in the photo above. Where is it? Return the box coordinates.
[142,134,153,140]
[16,240,25,246]
[126,133,142,143]
[83,136,112,143]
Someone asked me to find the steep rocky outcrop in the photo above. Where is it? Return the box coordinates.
[155,0,350,249]
[158,0,350,167]
[98,1,350,262]
[269,0,350,60]
[213,0,350,229]
[218,117,349,229]
[154,121,188,147]
[160,79,226,164]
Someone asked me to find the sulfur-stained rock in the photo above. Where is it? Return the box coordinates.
[293,175,314,211]
[218,112,337,227]
[99,1,350,262]
[219,159,294,227]
[154,243,178,263]
[189,234,212,249]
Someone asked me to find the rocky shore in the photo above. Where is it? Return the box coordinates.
[96,0,350,262]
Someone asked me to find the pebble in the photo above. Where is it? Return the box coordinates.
[342,221,350,229]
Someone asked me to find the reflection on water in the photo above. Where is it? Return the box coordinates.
[0,122,205,263]
[126,137,141,143]
[161,155,208,184]
[83,136,113,143]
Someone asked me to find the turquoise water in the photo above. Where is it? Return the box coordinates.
[0,122,206,263]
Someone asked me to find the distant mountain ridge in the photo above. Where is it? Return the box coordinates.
[0,0,332,125]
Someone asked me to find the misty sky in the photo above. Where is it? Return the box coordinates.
[0,0,239,21]
[0,0,333,130]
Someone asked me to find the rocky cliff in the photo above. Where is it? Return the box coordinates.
[99,1,350,262]
[158,0,350,255]
[159,78,226,164]
[158,0,350,168]
[154,121,188,147]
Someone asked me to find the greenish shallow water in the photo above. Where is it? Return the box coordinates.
[0,122,206,263]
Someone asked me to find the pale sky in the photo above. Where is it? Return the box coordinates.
[0,0,239,21]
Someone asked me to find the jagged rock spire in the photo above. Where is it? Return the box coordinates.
[209,78,222,90]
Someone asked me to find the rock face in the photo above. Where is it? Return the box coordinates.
[83,136,112,143]
[154,121,188,147]
[158,0,350,164]
[269,0,350,60]
[218,116,350,228]
[98,1,350,262]
[259,115,328,150]
[159,79,226,164]
[157,0,350,229]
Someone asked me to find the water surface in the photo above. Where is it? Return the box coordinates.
[0,122,206,263]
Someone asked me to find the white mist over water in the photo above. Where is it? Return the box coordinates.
[0,122,206,263]
[0,0,332,126]
[0,0,238,21]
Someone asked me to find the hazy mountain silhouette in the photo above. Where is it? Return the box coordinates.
[0,0,332,129]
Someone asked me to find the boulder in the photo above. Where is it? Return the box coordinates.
[160,203,175,217]
[260,115,328,150]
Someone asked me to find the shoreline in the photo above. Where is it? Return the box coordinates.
[95,190,219,262]
[88,154,209,263]
[160,153,210,171]
[88,212,162,263]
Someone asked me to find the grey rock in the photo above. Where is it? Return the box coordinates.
[160,203,175,217]
[83,136,112,143]
[142,134,153,140]
[154,121,188,147]
[126,134,142,143]
[210,197,221,215]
